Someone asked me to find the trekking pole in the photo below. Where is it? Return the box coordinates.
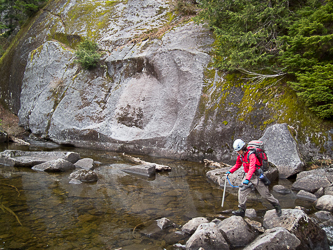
[221,177,227,207]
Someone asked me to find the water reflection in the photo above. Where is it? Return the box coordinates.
[0,145,304,249]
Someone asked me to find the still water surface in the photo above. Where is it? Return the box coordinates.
[0,144,317,249]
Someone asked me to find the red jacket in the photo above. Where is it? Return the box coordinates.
[229,150,260,180]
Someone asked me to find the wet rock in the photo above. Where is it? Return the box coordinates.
[292,175,331,193]
[122,164,156,177]
[0,150,80,167]
[140,219,176,239]
[273,184,291,194]
[181,217,209,235]
[259,123,304,178]
[164,230,189,246]
[74,158,94,170]
[140,222,165,239]
[314,211,333,222]
[69,169,98,183]
[32,159,75,172]
[157,217,172,230]
[315,195,333,212]
[185,222,229,250]
[263,208,329,250]
[243,227,301,250]
[218,216,258,248]
[296,190,317,202]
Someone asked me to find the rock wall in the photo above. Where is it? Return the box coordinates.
[0,0,333,165]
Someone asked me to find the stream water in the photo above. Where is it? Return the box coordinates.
[0,143,328,250]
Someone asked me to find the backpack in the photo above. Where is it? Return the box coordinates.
[240,140,269,171]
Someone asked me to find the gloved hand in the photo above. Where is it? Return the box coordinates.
[243,179,250,185]
[225,171,231,177]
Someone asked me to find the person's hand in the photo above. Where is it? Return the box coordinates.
[225,171,231,177]
[243,179,250,185]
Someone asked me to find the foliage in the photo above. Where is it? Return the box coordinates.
[196,0,333,119]
[195,0,297,72]
[278,2,333,119]
[290,64,333,119]
[75,39,101,70]
[175,0,197,16]
[0,0,48,35]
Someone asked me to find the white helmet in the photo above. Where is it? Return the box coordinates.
[233,139,246,152]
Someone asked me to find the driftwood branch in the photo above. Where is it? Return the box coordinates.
[239,68,286,86]
[123,153,171,171]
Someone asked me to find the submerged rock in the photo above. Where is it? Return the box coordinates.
[0,150,80,167]
[69,169,98,183]
[273,185,291,194]
[32,159,75,172]
[122,164,156,177]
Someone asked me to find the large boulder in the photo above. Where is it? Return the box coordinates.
[1,0,332,163]
[263,209,329,250]
[292,175,331,193]
[206,165,278,189]
[260,123,304,178]
[217,216,258,248]
[185,222,229,250]
[243,227,301,250]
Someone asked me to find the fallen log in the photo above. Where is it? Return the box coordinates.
[123,153,171,171]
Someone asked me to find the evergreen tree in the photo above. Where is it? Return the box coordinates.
[0,0,47,35]
[196,0,333,119]
[279,1,333,119]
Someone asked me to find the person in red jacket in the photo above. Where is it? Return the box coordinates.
[226,139,282,217]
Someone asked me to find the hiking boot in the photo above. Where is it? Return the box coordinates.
[232,208,245,217]
[273,204,282,217]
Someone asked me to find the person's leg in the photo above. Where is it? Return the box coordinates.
[233,177,253,216]
[256,179,282,216]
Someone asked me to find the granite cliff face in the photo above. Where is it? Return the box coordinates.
[0,0,332,169]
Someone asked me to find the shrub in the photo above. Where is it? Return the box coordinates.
[175,0,197,16]
[75,39,101,70]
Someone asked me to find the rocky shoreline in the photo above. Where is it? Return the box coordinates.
[1,148,333,249]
